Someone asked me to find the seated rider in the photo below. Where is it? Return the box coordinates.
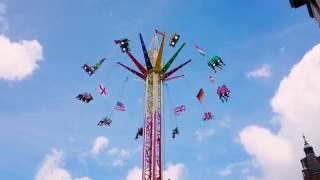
[135,127,143,139]
[172,127,179,139]
[169,33,180,47]
[208,56,225,73]
[76,93,84,100]
[217,86,225,103]
[76,92,93,103]
[203,112,213,121]
[221,85,230,97]
[218,85,230,103]
[215,61,223,69]
[216,56,226,66]
[208,58,217,73]
[82,64,95,75]
[217,86,230,103]
[83,93,93,103]
[97,117,112,126]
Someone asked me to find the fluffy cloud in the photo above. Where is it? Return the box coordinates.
[90,136,137,167]
[126,166,141,180]
[91,136,109,155]
[107,147,131,167]
[0,2,43,81]
[126,163,186,180]
[35,149,72,180]
[247,64,272,79]
[219,165,232,177]
[108,147,130,158]
[164,163,186,180]
[74,177,91,180]
[35,149,90,180]
[239,44,320,179]
[218,114,232,128]
[195,128,215,142]
[240,126,294,164]
[0,35,43,81]
[218,161,257,178]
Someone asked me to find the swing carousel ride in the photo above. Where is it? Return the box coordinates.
[76,29,231,180]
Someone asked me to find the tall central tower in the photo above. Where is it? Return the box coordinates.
[142,46,163,180]
[117,31,191,180]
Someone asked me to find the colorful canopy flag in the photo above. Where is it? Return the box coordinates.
[164,74,184,82]
[93,58,106,70]
[194,44,206,56]
[174,105,186,116]
[98,83,107,95]
[196,88,205,103]
[115,101,126,111]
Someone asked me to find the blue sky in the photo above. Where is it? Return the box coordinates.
[1,0,320,180]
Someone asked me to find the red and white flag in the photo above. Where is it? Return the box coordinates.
[174,105,186,116]
[115,101,126,111]
[98,83,107,95]
[208,75,215,83]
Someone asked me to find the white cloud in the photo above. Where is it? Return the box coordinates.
[74,177,91,180]
[35,149,91,180]
[126,166,141,180]
[195,128,215,142]
[0,2,43,81]
[35,149,72,180]
[219,166,232,177]
[108,147,130,158]
[126,163,186,180]
[90,136,138,167]
[246,175,260,180]
[107,147,131,167]
[239,43,320,180]
[240,126,293,164]
[164,163,186,180]
[111,159,124,167]
[91,136,109,155]
[0,35,43,81]
[218,161,256,178]
[218,114,232,128]
[247,64,272,79]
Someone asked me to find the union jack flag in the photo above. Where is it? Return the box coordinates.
[115,101,125,111]
[174,105,186,116]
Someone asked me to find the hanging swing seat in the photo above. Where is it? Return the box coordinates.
[202,112,213,121]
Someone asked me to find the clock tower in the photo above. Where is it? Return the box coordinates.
[301,135,320,180]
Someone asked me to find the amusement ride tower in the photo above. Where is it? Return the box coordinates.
[116,30,191,180]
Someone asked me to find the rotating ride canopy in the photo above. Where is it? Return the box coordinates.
[76,29,230,180]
